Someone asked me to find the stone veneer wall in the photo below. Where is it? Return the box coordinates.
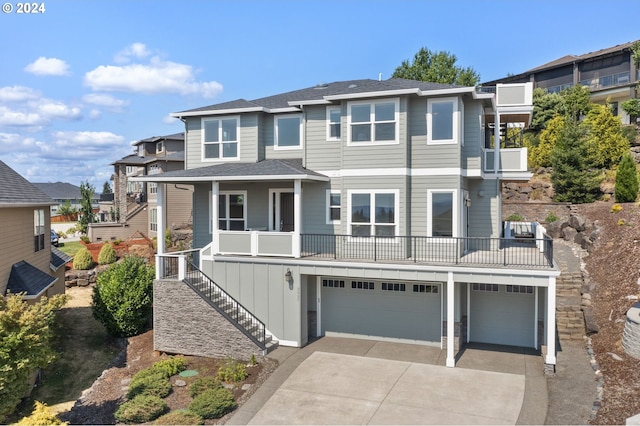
[154,279,263,361]
[441,320,464,351]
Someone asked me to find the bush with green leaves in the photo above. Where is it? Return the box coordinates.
[92,255,154,337]
[505,213,524,222]
[217,359,248,383]
[615,152,639,203]
[188,388,237,419]
[97,242,117,265]
[0,294,68,423]
[154,410,203,425]
[149,356,187,377]
[545,212,559,223]
[115,395,168,424]
[73,247,94,270]
[126,371,171,399]
[189,376,222,398]
[17,401,67,425]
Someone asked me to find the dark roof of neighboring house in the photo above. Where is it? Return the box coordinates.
[112,151,185,166]
[0,160,56,206]
[174,78,459,115]
[33,182,84,200]
[51,247,72,270]
[6,260,56,297]
[131,132,184,146]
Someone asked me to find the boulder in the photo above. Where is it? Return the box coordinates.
[562,226,578,242]
[569,214,587,232]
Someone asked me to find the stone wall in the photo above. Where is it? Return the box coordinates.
[556,270,586,340]
[153,279,263,361]
[502,202,572,225]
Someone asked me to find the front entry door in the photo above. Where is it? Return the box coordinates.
[271,190,294,231]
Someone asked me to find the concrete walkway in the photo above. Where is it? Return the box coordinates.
[229,338,546,425]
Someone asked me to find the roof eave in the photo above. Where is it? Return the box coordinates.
[171,107,266,118]
[130,173,330,183]
[324,88,421,101]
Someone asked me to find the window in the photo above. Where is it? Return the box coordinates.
[218,192,246,231]
[150,208,157,232]
[149,183,157,194]
[348,99,398,144]
[34,209,45,252]
[327,107,341,141]
[413,284,438,293]
[349,191,397,237]
[275,115,303,149]
[472,283,499,292]
[506,285,534,294]
[326,191,341,224]
[427,97,458,144]
[202,116,239,160]
[323,279,345,288]
[156,141,164,153]
[352,281,374,290]
[382,282,406,292]
[428,190,455,237]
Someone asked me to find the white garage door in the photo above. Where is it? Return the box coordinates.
[469,284,535,348]
[321,278,441,345]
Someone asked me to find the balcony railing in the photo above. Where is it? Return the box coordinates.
[484,148,528,173]
[580,71,631,90]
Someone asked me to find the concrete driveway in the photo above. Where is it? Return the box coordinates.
[228,338,547,425]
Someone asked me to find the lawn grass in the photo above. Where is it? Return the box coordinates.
[57,241,83,258]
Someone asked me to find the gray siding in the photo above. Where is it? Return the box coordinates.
[410,175,462,236]
[462,100,483,171]
[304,104,343,171]
[466,179,501,238]
[192,183,212,249]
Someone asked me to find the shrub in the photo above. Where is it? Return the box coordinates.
[97,243,117,265]
[113,238,122,245]
[611,204,623,213]
[115,395,168,424]
[92,255,154,337]
[126,371,171,399]
[505,213,524,222]
[150,356,187,377]
[17,401,67,425]
[154,410,204,425]
[188,388,237,419]
[615,153,639,203]
[217,359,248,383]
[80,235,90,243]
[545,212,559,223]
[190,376,222,398]
[618,219,626,226]
[73,247,94,270]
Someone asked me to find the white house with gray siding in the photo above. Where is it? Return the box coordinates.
[133,78,560,370]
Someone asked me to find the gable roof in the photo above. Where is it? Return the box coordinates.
[51,247,72,271]
[0,161,56,207]
[131,132,185,146]
[6,260,56,298]
[172,78,464,117]
[112,151,185,166]
[33,182,84,200]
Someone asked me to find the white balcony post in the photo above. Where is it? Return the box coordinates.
[545,276,557,366]
[446,272,455,367]
[155,183,166,280]
[493,110,501,173]
[178,254,186,281]
[293,179,302,258]
[211,182,219,253]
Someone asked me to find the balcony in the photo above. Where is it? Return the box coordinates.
[580,71,631,90]
[209,229,554,270]
[484,147,528,173]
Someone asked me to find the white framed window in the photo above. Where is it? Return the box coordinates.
[347,98,399,145]
[348,190,398,237]
[150,208,157,232]
[218,192,247,231]
[427,97,459,145]
[137,145,144,156]
[34,209,45,252]
[274,114,303,150]
[149,164,160,175]
[472,283,499,292]
[326,107,341,141]
[326,190,341,224]
[506,285,534,294]
[202,116,239,160]
[156,141,164,153]
[149,183,157,194]
[427,189,457,237]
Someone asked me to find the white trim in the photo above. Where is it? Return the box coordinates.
[172,107,265,117]
[131,173,330,183]
[446,272,455,367]
[269,188,294,231]
[218,191,248,231]
[323,331,440,347]
[419,87,476,97]
[347,189,399,238]
[326,190,341,225]
[427,189,458,238]
[201,116,240,162]
[326,106,341,142]
[347,98,399,146]
[427,97,460,145]
[289,99,333,106]
[274,114,304,150]
[325,89,419,101]
[316,167,482,178]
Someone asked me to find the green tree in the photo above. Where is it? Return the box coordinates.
[615,152,639,203]
[0,294,68,422]
[558,85,591,122]
[78,181,95,234]
[392,47,480,85]
[529,115,565,169]
[583,103,630,169]
[56,199,77,221]
[101,181,112,194]
[529,88,563,132]
[551,120,601,203]
[92,255,154,337]
[621,98,640,125]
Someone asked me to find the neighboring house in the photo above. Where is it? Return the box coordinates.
[136,78,560,370]
[32,181,100,218]
[90,132,193,242]
[0,161,71,301]
[482,39,640,124]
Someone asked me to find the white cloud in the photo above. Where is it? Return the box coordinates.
[85,52,223,98]
[24,57,70,76]
[82,93,129,109]
[0,133,37,154]
[0,86,40,102]
[36,102,82,120]
[0,105,46,126]
[163,114,179,124]
[114,42,152,64]
[0,87,82,127]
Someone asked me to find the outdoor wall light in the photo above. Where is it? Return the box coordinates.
[285,268,293,284]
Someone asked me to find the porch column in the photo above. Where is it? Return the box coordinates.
[493,110,501,173]
[545,276,557,366]
[211,182,219,251]
[155,183,166,280]
[446,271,455,367]
[293,179,301,258]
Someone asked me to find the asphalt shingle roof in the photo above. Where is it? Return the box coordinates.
[51,247,72,270]
[132,132,184,146]
[112,151,185,166]
[33,182,83,200]
[6,260,56,297]
[0,161,56,206]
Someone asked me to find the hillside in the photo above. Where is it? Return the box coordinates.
[575,201,640,424]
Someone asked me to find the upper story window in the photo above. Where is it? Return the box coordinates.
[326,190,341,224]
[348,99,399,145]
[156,141,164,153]
[349,190,398,237]
[137,145,144,156]
[275,115,303,149]
[427,97,459,145]
[149,164,160,175]
[150,208,158,232]
[202,116,239,160]
[326,107,341,141]
[34,209,45,252]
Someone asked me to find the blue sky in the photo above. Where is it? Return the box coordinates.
[1,0,639,189]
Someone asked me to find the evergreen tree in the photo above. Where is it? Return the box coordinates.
[551,120,601,203]
[614,153,639,203]
[78,181,96,234]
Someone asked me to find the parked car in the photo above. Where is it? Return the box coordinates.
[50,229,59,246]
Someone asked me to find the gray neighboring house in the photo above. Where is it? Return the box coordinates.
[0,161,70,301]
[33,182,100,217]
[136,78,560,371]
[482,39,640,124]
